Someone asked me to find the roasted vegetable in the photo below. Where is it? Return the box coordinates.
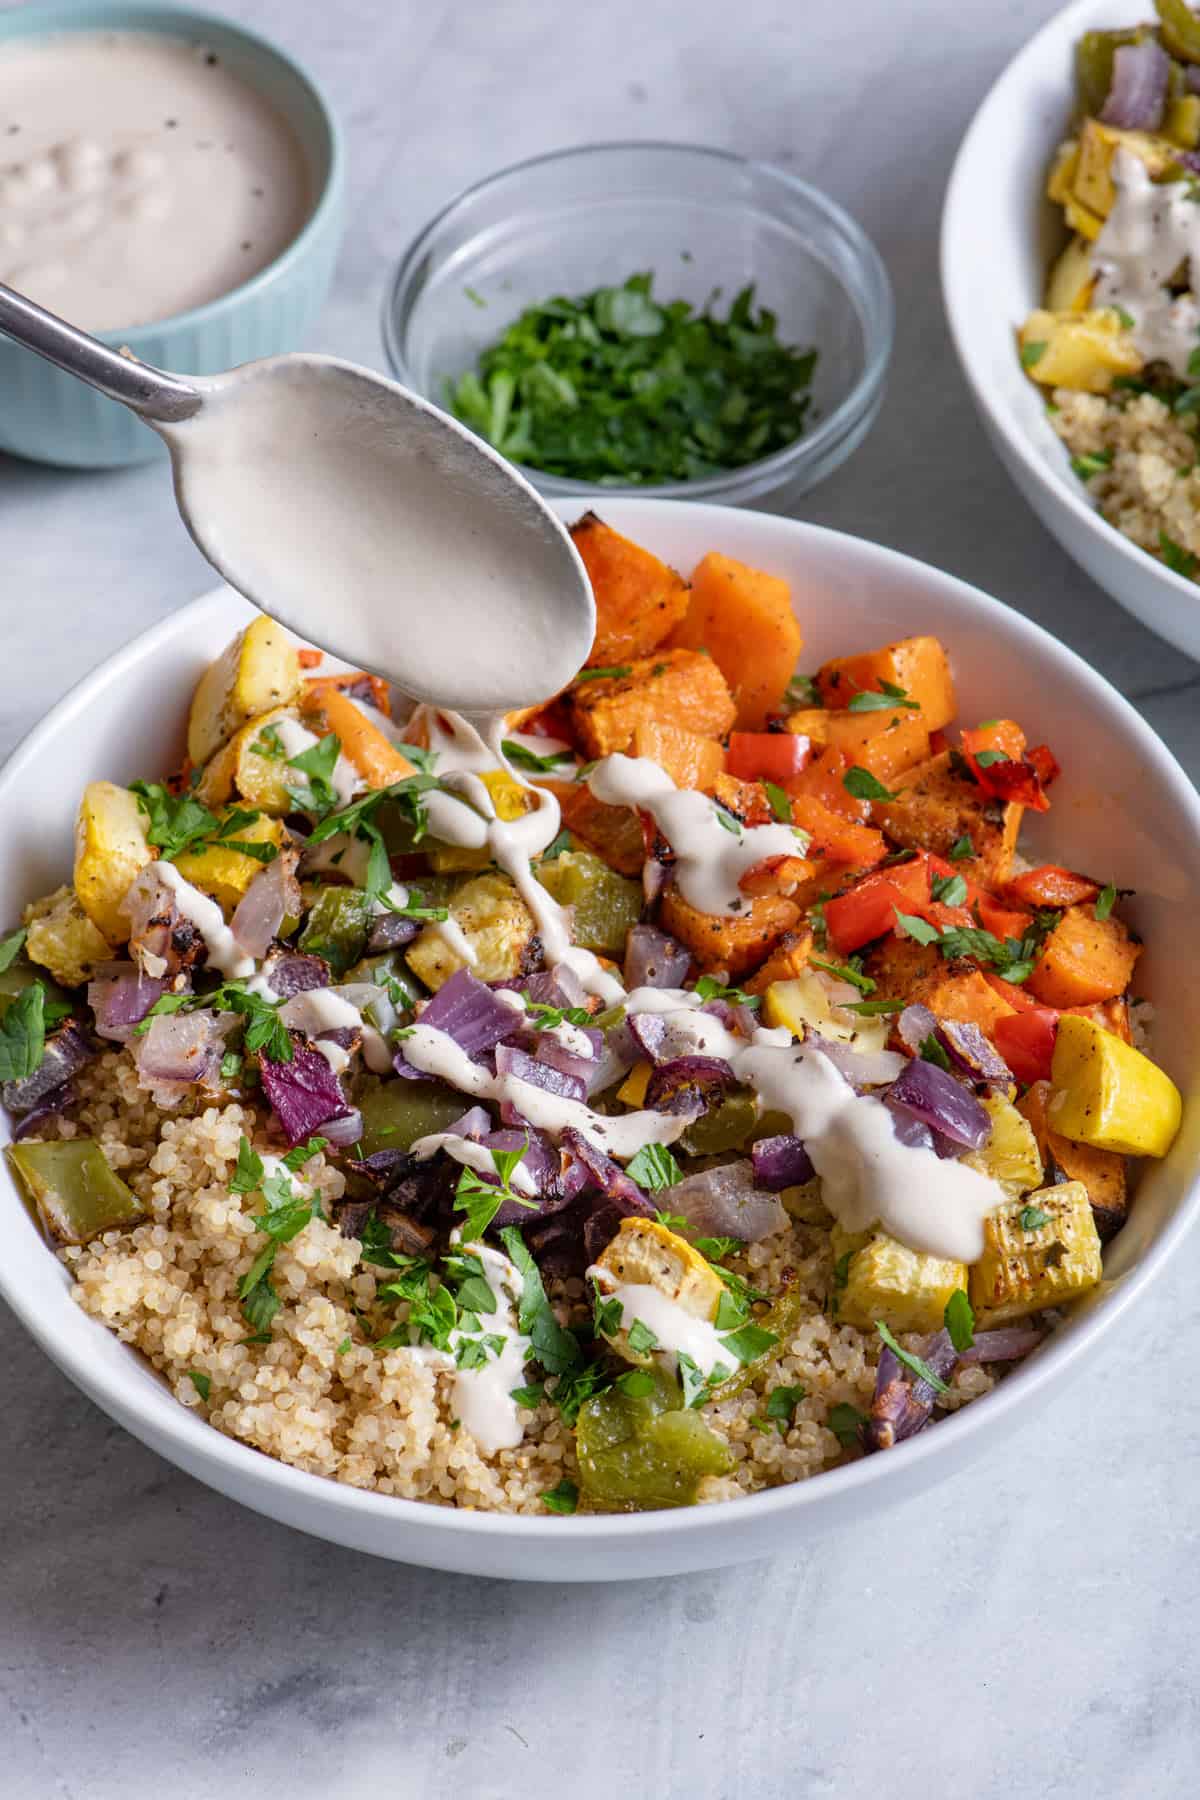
[592,1217,724,1366]
[569,648,736,757]
[195,704,302,815]
[969,1182,1103,1325]
[658,885,799,978]
[1018,1078,1129,1239]
[298,886,373,976]
[571,513,691,666]
[831,1224,968,1336]
[575,1364,732,1510]
[535,849,642,955]
[875,750,1023,887]
[299,683,416,788]
[1044,234,1096,313]
[172,810,286,913]
[1019,308,1142,394]
[744,928,814,996]
[6,1139,143,1245]
[1048,1013,1181,1157]
[666,550,801,730]
[428,768,537,873]
[963,1094,1043,1197]
[819,709,932,783]
[406,872,536,991]
[23,885,113,987]
[630,720,725,792]
[73,782,154,943]
[1027,904,1140,1008]
[763,970,891,1056]
[357,1080,471,1156]
[186,616,302,767]
[817,635,957,732]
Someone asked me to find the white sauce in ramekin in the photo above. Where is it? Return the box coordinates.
[0,30,313,330]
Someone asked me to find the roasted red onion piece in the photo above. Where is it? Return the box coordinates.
[259,1039,356,1146]
[2,1019,94,1115]
[896,1003,937,1056]
[809,1035,905,1090]
[1100,37,1169,131]
[644,1054,736,1115]
[122,867,207,977]
[231,844,300,959]
[88,962,172,1041]
[751,1134,815,1191]
[624,923,690,990]
[366,912,421,952]
[865,1329,960,1453]
[959,1327,1044,1364]
[882,1092,937,1154]
[663,1160,787,1241]
[492,966,587,1011]
[885,1056,991,1151]
[447,1105,491,1140]
[934,1018,1012,1089]
[495,1042,587,1105]
[420,967,519,1058]
[560,1127,653,1212]
[263,950,333,998]
[534,1033,603,1097]
[320,1108,364,1148]
[12,1082,78,1139]
[133,1010,229,1094]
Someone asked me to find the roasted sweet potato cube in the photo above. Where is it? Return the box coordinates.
[816,635,957,731]
[571,513,691,666]
[666,551,801,730]
[875,752,1022,888]
[659,887,799,978]
[544,781,646,877]
[864,935,1018,1036]
[569,650,736,758]
[1026,904,1141,1008]
[822,709,931,782]
[744,928,814,996]
[711,773,772,826]
[1018,1080,1129,1240]
[631,721,725,792]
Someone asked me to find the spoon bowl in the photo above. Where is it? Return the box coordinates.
[0,282,594,710]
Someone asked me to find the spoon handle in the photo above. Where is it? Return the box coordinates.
[0,282,202,424]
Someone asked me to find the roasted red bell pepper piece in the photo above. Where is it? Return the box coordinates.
[726,731,812,782]
[1005,864,1099,910]
[992,1008,1059,1084]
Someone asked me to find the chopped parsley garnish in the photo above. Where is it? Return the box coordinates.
[827,1402,867,1448]
[137,982,294,1064]
[187,1370,210,1401]
[285,732,342,814]
[251,724,286,760]
[712,802,743,839]
[446,273,818,486]
[626,1142,683,1191]
[930,872,968,907]
[1160,530,1198,578]
[1070,449,1114,481]
[692,1235,741,1264]
[541,1478,579,1515]
[304,770,443,852]
[843,996,905,1016]
[786,673,821,708]
[678,1350,732,1408]
[761,1383,806,1433]
[718,1321,778,1366]
[219,1050,244,1083]
[129,781,220,860]
[842,767,894,803]
[847,680,918,713]
[1019,1205,1052,1231]
[0,927,27,973]
[948,835,974,862]
[832,1250,853,1292]
[230,1135,265,1195]
[764,780,792,823]
[282,1135,328,1173]
[875,1320,950,1394]
[454,1142,536,1241]
[510,1382,545,1409]
[574,665,632,683]
[894,912,1047,985]
[523,997,592,1030]
[811,956,875,995]
[0,982,45,1082]
[548,1360,613,1425]
[499,1226,581,1375]
[693,974,760,1008]
[1020,340,1048,368]
[944,1288,975,1354]
[973,749,1010,769]
[919,1032,952,1071]
[1094,883,1117,922]
[501,738,574,773]
[336,1337,352,1356]
[626,1317,660,1356]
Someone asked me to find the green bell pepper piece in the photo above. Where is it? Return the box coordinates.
[535,850,642,955]
[1075,28,1148,115]
[1158,1,1200,65]
[358,1080,475,1156]
[6,1139,143,1245]
[298,886,372,976]
[576,1365,733,1510]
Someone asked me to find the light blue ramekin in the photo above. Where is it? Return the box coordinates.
[0,1,344,468]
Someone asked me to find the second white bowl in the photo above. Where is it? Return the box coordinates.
[941,0,1200,661]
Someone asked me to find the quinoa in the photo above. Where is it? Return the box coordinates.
[36,1049,995,1514]
[1049,387,1200,572]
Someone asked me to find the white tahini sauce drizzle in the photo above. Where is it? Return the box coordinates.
[398,1021,687,1157]
[587,754,808,915]
[152,860,256,980]
[401,1243,533,1455]
[1093,149,1200,376]
[408,1130,539,1196]
[272,716,363,808]
[588,1269,734,1381]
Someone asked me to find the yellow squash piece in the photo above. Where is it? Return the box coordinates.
[195,705,302,815]
[964,1094,1043,1198]
[593,1218,724,1363]
[428,769,536,872]
[763,970,890,1055]
[617,1060,653,1108]
[1047,138,1080,205]
[1165,93,1200,149]
[23,884,113,987]
[406,871,536,991]
[1048,1013,1182,1157]
[73,781,154,942]
[186,616,302,767]
[832,1224,967,1336]
[1019,308,1142,393]
[1044,234,1096,313]
[969,1182,1103,1325]
[172,811,286,913]
[1064,196,1106,242]
[1072,119,1179,221]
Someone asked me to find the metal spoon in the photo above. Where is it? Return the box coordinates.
[0,282,593,711]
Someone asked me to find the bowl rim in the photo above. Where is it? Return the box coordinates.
[0,0,345,341]
[4,495,1200,1552]
[938,0,1200,611]
[380,138,895,501]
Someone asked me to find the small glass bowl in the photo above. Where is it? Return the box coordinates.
[382,141,893,505]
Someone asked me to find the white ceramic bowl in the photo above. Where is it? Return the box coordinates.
[3,497,1200,1580]
[941,0,1200,661]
